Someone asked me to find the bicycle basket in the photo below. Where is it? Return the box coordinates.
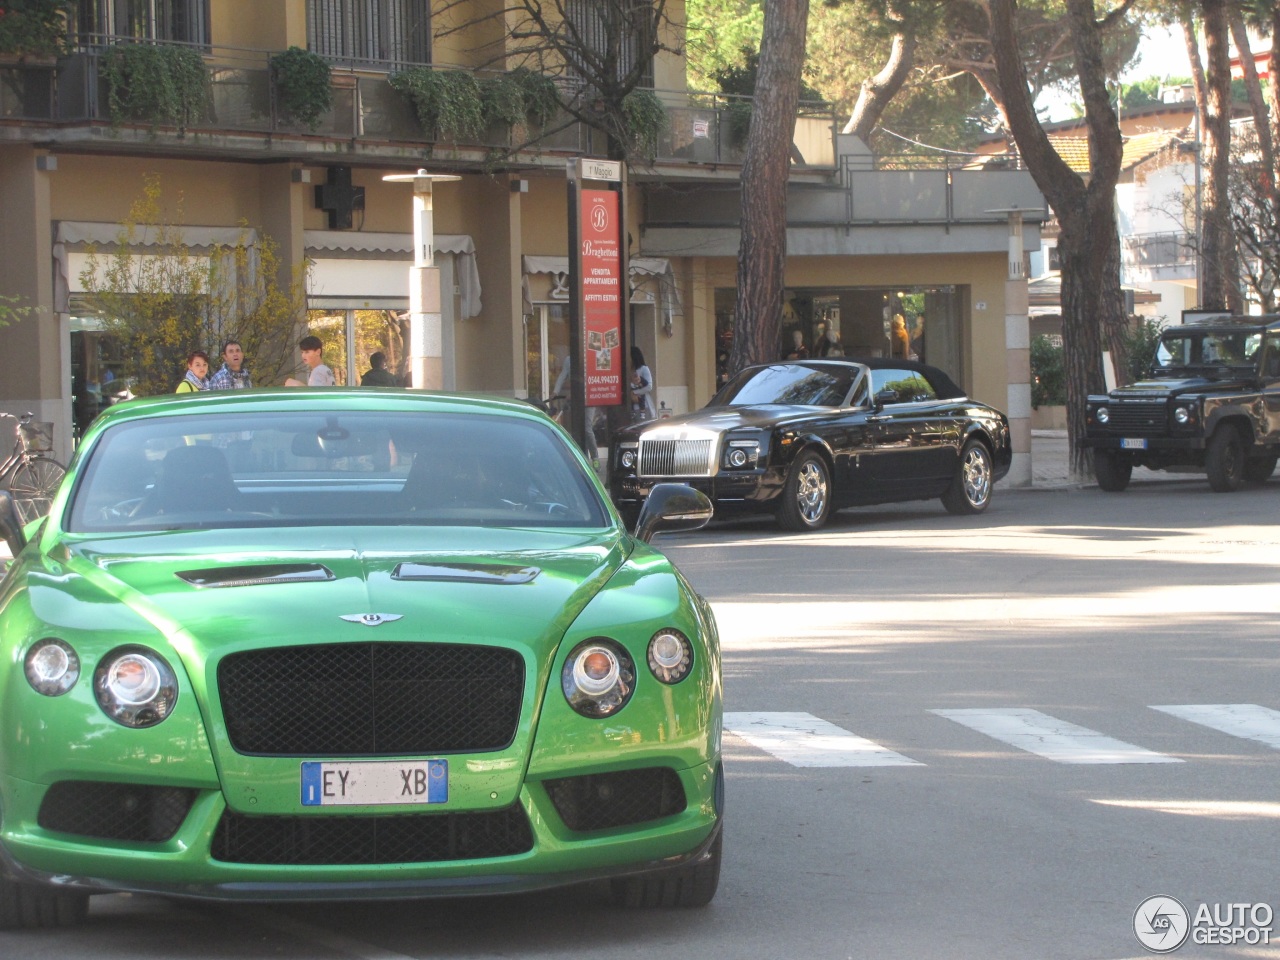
[18,421,54,454]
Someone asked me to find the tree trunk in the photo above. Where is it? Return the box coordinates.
[842,13,916,140]
[989,0,1129,477]
[1198,0,1241,313]
[728,0,810,374]
[1229,8,1272,175]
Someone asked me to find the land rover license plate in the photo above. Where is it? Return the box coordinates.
[1121,438,1147,450]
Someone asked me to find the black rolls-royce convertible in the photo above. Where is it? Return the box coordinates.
[610,358,1012,532]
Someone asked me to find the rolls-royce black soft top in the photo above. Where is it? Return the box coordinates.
[610,358,1012,531]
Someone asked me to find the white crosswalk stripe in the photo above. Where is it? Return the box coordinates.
[1151,703,1280,750]
[723,712,923,767]
[930,708,1182,764]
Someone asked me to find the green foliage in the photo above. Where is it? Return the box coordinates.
[724,99,753,147]
[0,293,32,328]
[101,43,209,132]
[621,88,667,157]
[79,175,307,396]
[1120,316,1166,381]
[390,67,485,141]
[270,46,332,131]
[480,68,558,130]
[1030,335,1066,408]
[0,0,72,58]
[685,0,765,91]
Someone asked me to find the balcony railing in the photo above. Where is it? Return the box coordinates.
[0,39,837,169]
[1122,231,1195,269]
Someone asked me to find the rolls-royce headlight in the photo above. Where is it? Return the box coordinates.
[94,647,178,728]
[563,639,634,718]
[648,629,693,684]
[1096,406,1110,424]
[723,439,760,469]
[1174,406,1191,424]
[25,638,80,697]
[618,444,638,470]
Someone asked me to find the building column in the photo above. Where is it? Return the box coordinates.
[0,145,65,460]
[1002,211,1032,487]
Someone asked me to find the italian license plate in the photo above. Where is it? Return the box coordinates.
[1121,438,1148,450]
[300,759,448,806]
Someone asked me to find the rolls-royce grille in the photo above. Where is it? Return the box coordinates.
[38,781,196,842]
[211,805,533,865]
[218,643,524,756]
[1102,401,1167,434]
[544,767,687,832]
[638,439,715,477]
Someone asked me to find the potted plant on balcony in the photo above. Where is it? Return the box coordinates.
[0,0,70,62]
[621,89,667,159]
[269,46,332,131]
[390,67,485,144]
[101,43,209,133]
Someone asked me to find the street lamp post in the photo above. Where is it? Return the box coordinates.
[381,169,460,389]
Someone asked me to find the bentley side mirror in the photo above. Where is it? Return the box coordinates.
[634,483,713,543]
[0,491,27,560]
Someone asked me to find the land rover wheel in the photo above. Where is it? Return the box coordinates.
[1206,426,1246,492]
[1243,453,1278,483]
[1093,450,1132,492]
[942,439,993,515]
[777,451,831,531]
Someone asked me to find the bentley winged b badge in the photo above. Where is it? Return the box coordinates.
[340,613,404,627]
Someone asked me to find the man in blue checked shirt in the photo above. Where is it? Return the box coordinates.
[208,340,252,390]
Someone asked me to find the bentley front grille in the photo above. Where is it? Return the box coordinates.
[38,781,196,842]
[218,643,524,756]
[637,438,715,477]
[211,804,533,865]
[1102,401,1167,434]
[544,767,687,832]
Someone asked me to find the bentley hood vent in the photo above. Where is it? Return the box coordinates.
[392,562,540,585]
[177,563,336,589]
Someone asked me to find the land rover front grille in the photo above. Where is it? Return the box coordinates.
[1102,400,1167,434]
[218,642,524,756]
[637,438,715,477]
[211,805,533,864]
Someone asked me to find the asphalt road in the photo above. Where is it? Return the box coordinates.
[5,478,1280,960]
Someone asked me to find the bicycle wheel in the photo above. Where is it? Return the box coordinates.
[7,456,66,526]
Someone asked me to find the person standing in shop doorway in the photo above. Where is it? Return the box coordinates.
[630,347,656,422]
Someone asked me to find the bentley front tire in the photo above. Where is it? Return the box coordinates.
[777,451,832,531]
[1093,450,1132,492]
[1205,426,1245,492]
[0,877,89,930]
[942,440,993,515]
[610,830,722,908]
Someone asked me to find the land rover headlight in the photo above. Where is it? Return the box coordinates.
[1096,406,1110,424]
[1174,406,1191,424]
[94,646,178,728]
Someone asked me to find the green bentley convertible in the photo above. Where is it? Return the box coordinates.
[0,389,720,927]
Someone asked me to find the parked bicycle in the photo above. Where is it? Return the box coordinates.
[0,413,66,526]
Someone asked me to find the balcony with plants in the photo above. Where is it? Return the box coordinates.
[0,31,837,173]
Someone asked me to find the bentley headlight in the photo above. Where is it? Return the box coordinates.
[25,638,80,697]
[94,646,178,728]
[1096,406,1110,424]
[1174,406,1191,424]
[563,639,634,718]
[648,629,693,684]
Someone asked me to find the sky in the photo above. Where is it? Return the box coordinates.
[1041,24,1193,122]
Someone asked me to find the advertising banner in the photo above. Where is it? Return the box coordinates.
[580,189,623,406]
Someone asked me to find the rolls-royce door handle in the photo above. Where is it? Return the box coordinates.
[866,414,891,423]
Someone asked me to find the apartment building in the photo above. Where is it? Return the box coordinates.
[0,0,1044,482]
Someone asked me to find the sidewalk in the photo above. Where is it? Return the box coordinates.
[1029,429,1181,489]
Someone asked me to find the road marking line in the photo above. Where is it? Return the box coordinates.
[930,708,1182,764]
[1152,703,1280,749]
[723,711,923,767]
